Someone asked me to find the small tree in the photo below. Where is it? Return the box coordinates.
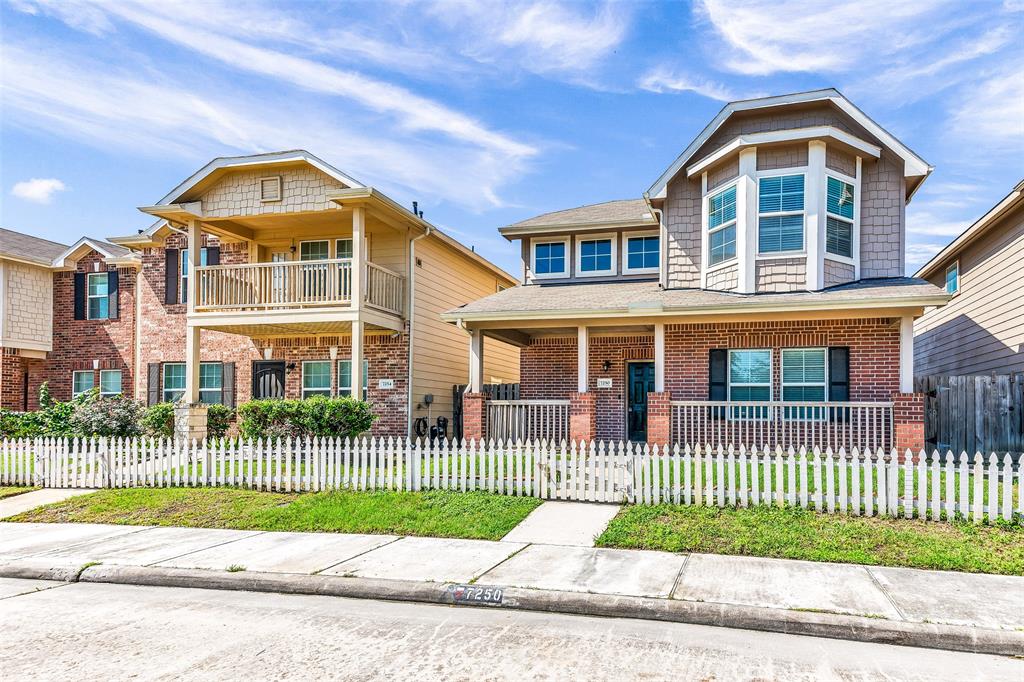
[70,390,143,438]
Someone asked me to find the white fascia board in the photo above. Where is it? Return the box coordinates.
[51,237,126,268]
[685,127,881,178]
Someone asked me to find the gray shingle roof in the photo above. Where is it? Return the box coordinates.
[504,199,656,230]
[0,228,68,264]
[444,278,948,319]
[85,238,132,258]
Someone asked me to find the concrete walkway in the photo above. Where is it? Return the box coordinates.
[2,521,1022,646]
[502,501,620,546]
[0,489,94,519]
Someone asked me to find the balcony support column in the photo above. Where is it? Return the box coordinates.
[352,206,365,305]
[183,219,202,406]
[351,320,364,400]
[576,326,589,393]
[469,329,484,393]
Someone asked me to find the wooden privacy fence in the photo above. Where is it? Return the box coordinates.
[917,374,1024,457]
[1,437,1020,524]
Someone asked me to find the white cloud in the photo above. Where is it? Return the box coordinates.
[950,60,1024,150]
[905,241,944,270]
[636,67,741,102]
[11,177,66,204]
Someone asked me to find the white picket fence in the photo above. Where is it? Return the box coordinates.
[1,437,1020,524]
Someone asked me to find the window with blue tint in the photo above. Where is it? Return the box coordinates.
[826,217,852,258]
[782,348,827,419]
[826,177,854,219]
[758,215,804,253]
[728,349,771,418]
[826,177,855,258]
[626,235,659,271]
[758,175,804,213]
[534,241,566,275]
[199,362,223,405]
[100,370,122,397]
[708,186,737,266]
[162,363,186,403]
[72,371,95,397]
[302,361,332,398]
[87,273,109,320]
[579,238,612,273]
[945,262,959,294]
[338,359,370,397]
[180,247,209,304]
[758,174,805,254]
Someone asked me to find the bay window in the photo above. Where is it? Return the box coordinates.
[707,185,737,266]
[758,174,804,253]
[826,176,854,258]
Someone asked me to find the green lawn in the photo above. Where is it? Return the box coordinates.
[0,486,37,500]
[9,487,542,541]
[596,504,1024,575]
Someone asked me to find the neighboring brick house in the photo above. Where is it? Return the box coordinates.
[914,179,1024,375]
[443,89,950,452]
[5,151,520,439]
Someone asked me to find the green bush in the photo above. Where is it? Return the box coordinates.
[70,390,143,438]
[141,402,234,440]
[237,396,376,440]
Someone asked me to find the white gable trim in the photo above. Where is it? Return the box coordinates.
[52,237,139,269]
[647,89,931,200]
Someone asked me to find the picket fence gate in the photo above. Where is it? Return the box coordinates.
[1,437,1021,524]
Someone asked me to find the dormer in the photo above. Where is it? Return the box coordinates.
[647,89,932,293]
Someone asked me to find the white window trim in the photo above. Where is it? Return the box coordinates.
[755,171,807,257]
[259,175,282,203]
[704,180,739,270]
[99,369,122,397]
[301,360,332,399]
[298,239,331,261]
[337,358,369,397]
[335,238,354,260]
[574,232,617,278]
[198,362,223,405]
[780,348,828,401]
[180,247,207,304]
[72,370,95,398]
[162,362,185,403]
[726,349,773,402]
[621,229,661,275]
[824,173,857,263]
[529,236,570,280]
[86,272,109,320]
[945,260,960,296]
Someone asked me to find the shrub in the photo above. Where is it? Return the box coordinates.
[142,402,235,440]
[238,396,376,440]
[206,404,235,439]
[69,389,143,438]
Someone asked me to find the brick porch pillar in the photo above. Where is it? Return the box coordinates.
[462,392,487,443]
[647,392,671,447]
[569,392,596,444]
[893,392,925,457]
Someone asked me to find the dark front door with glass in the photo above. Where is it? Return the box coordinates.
[252,361,285,399]
[627,362,656,442]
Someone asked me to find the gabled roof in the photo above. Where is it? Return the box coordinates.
[915,179,1024,280]
[646,88,932,200]
[0,228,68,265]
[52,237,138,269]
[499,199,657,238]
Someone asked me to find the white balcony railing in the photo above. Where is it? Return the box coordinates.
[487,400,571,444]
[671,400,894,451]
[194,259,404,316]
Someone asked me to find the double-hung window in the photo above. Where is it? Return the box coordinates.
[180,248,208,304]
[576,236,614,276]
[338,359,370,398]
[162,363,186,403]
[532,240,567,278]
[72,370,95,398]
[707,185,737,266]
[728,349,771,418]
[99,370,122,397]
[945,262,959,294]
[302,360,332,398]
[336,239,353,259]
[758,174,805,253]
[87,273,109,319]
[161,362,222,404]
[623,233,659,273]
[782,349,827,419]
[826,176,855,259]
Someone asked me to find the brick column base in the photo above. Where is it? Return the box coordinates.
[569,392,596,444]
[893,392,925,457]
[174,404,208,443]
[647,392,671,447]
[462,392,487,443]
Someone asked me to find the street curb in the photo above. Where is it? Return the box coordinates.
[4,562,1017,657]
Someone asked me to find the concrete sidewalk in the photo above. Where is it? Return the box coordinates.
[1,521,1022,656]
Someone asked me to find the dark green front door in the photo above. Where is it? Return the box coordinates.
[627,362,655,442]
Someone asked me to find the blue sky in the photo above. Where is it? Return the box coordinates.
[1,0,1021,276]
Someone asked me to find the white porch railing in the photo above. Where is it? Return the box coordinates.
[671,401,894,452]
[194,259,404,316]
[487,400,570,444]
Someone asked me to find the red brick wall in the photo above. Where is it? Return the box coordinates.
[1,350,25,410]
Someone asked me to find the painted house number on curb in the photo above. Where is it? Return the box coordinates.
[378,379,395,389]
[450,584,504,604]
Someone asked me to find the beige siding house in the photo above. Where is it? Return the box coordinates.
[914,180,1024,375]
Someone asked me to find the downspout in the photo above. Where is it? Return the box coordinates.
[407,224,432,438]
[134,261,143,401]
[643,192,666,289]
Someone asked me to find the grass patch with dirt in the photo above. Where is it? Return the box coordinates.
[9,486,542,541]
[596,504,1024,575]
[0,486,38,500]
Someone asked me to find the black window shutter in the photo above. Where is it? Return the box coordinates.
[107,270,119,320]
[206,246,220,266]
[73,273,86,320]
[709,349,728,400]
[222,362,235,407]
[828,347,850,401]
[147,363,161,406]
[165,248,179,305]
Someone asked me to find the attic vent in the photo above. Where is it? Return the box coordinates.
[259,176,282,202]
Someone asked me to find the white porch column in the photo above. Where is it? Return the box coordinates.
[806,141,827,291]
[736,148,758,293]
[183,219,202,404]
[351,206,365,305]
[654,322,665,392]
[351,320,364,400]
[577,326,589,393]
[900,315,914,393]
[469,328,484,393]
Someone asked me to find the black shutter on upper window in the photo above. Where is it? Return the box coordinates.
[206,246,220,266]
[165,248,179,305]
[709,349,728,401]
[147,363,161,406]
[107,270,119,320]
[73,272,86,320]
[828,347,850,401]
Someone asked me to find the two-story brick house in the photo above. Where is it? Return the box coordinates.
[7,151,520,438]
[444,90,950,452]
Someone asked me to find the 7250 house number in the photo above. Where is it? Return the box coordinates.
[450,584,504,605]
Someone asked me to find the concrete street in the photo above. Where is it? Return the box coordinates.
[1,579,1019,681]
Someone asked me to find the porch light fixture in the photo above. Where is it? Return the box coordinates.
[602,360,612,372]
[286,362,297,372]
[289,239,296,254]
